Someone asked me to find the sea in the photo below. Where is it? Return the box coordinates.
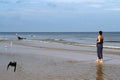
[0,32,120,49]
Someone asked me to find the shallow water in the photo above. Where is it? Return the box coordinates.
[0,40,120,80]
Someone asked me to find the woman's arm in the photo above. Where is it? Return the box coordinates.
[97,36,101,44]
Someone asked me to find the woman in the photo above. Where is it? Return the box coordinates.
[96,31,104,63]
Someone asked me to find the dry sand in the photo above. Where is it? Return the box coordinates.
[0,40,120,80]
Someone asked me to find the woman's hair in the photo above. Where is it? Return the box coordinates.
[99,31,102,35]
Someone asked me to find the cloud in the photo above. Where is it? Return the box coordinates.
[89,4,103,8]
[0,0,9,3]
[0,0,19,3]
[0,0,105,4]
[1,0,120,16]
[46,2,57,8]
[106,8,120,11]
[46,0,105,3]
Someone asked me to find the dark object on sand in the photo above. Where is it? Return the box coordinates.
[17,36,26,40]
[7,61,17,72]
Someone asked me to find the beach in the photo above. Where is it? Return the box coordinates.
[0,39,120,80]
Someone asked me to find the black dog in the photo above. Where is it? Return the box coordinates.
[17,36,26,40]
[7,61,17,72]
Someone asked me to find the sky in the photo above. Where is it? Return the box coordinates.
[0,0,120,32]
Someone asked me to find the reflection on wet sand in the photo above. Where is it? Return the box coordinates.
[96,64,104,80]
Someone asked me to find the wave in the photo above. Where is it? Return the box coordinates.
[104,46,120,49]
[0,38,8,41]
[105,41,120,43]
[2,38,120,50]
[39,39,120,50]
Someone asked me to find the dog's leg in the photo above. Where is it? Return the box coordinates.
[14,66,16,72]
[14,63,17,72]
[7,63,10,70]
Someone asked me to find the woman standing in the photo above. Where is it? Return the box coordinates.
[96,31,104,63]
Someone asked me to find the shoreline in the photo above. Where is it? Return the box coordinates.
[1,40,120,63]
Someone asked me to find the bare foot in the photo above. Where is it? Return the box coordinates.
[96,58,99,63]
[99,59,104,64]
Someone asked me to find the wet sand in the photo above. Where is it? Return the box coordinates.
[0,40,120,80]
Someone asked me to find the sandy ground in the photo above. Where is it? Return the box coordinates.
[0,40,120,80]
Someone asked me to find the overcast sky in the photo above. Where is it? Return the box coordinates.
[0,0,120,32]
